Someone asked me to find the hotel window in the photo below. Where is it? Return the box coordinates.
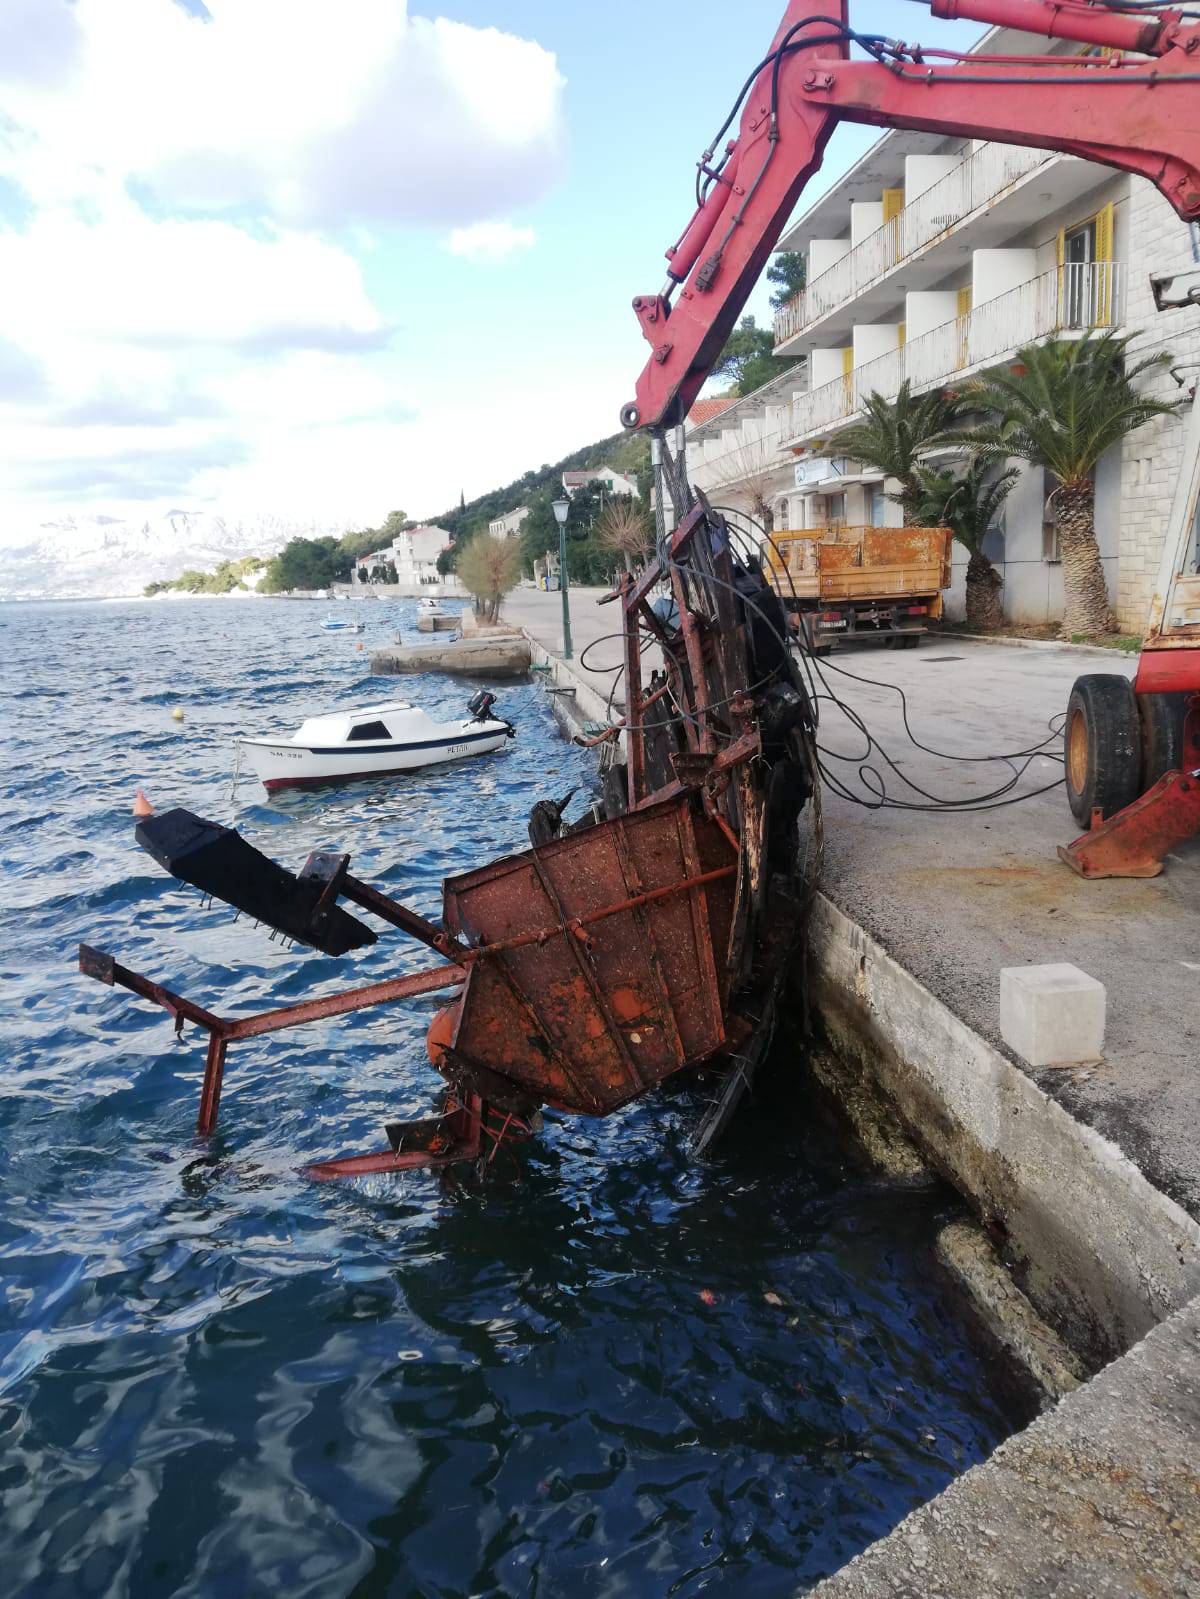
[1058,203,1114,328]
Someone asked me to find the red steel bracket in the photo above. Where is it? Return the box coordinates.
[1058,770,1200,877]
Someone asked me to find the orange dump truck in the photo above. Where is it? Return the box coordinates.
[763,523,953,651]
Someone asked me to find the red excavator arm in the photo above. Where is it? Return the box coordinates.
[621,0,1200,434]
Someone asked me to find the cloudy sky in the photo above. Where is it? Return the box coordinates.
[0,0,977,534]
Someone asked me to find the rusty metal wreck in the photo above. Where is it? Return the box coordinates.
[80,458,822,1177]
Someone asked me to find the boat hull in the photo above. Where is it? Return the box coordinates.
[238,725,510,791]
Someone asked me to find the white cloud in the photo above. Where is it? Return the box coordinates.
[0,208,385,353]
[446,221,536,265]
[0,0,567,532]
[1,0,566,226]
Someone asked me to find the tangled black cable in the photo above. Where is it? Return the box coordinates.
[673,505,1069,814]
[562,491,1068,816]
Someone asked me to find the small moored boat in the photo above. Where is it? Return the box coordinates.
[237,692,515,792]
[416,597,457,633]
[321,613,364,633]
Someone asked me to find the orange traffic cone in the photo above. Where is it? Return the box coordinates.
[132,789,154,818]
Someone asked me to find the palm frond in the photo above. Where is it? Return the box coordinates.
[957,331,1183,483]
[910,459,1017,555]
[835,380,965,486]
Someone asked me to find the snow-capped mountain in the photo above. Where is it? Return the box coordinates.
[0,511,345,601]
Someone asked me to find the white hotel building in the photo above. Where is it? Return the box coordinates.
[686,25,1200,631]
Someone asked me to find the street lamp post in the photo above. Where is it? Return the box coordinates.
[551,496,573,660]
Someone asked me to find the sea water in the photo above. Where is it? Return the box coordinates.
[0,597,1019,1597]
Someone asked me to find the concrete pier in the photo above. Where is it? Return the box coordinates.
[370,631,531,678]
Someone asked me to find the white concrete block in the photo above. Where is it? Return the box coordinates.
[999,963,1106,1067]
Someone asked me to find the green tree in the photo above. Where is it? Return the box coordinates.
[519,492,559,576]
[260,535,342,593]
[910,459,1018,631]
[835,381,965,524]
[711,315,798,397]
[766,252,805,311]
[957,331,1181,637]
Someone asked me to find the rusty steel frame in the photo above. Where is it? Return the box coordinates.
[79,850,738,1138]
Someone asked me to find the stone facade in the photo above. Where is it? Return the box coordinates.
[1117,192,1200,631]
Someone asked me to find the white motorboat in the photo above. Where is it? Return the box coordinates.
[321,613,364,633]
[237,692,515,792]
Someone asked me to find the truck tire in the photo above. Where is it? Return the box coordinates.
[1139,691,1189,788]
[1064,674,1142,828]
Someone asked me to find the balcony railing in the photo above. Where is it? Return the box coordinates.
[784,262,1124,445]
[773,142,1052,349]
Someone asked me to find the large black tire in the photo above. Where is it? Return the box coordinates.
[1139,691,1190,788]
[1064,674,1142,827]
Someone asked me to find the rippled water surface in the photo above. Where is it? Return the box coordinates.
[0,598,1019,1597]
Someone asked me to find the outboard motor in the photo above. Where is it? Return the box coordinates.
[467,690,497,723]
[467,689,517,740]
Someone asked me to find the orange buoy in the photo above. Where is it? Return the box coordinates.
[425,1005,457,1071]
[132,789,154,818]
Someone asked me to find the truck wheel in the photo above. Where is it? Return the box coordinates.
[1064,675,1142,828]
[1139,691,1189,788]
[899,632,921,649]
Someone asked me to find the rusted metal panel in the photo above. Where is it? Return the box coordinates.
[442,797,737,1113]
[767,526,952,607]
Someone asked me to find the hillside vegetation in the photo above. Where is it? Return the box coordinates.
[434,427,652,587]
[144,555,265,596]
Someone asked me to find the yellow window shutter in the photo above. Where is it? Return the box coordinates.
[1095,202,1115,323]
[841,346,854,376]
[955,289,971,369]
[1095,201,1114,261]
[898,322,906,348]
[882,188,904,223]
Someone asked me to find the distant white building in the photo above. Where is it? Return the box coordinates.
[488,506,531,539]
[562,467,640,500]
[355,548,394,581]
[391,523,452,586]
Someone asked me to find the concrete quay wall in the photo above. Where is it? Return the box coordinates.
[810,893,1200,1368]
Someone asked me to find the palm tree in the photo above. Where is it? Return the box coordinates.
[835,380,965,523]
[910,460,1018,631]
[956,331,1181,638]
